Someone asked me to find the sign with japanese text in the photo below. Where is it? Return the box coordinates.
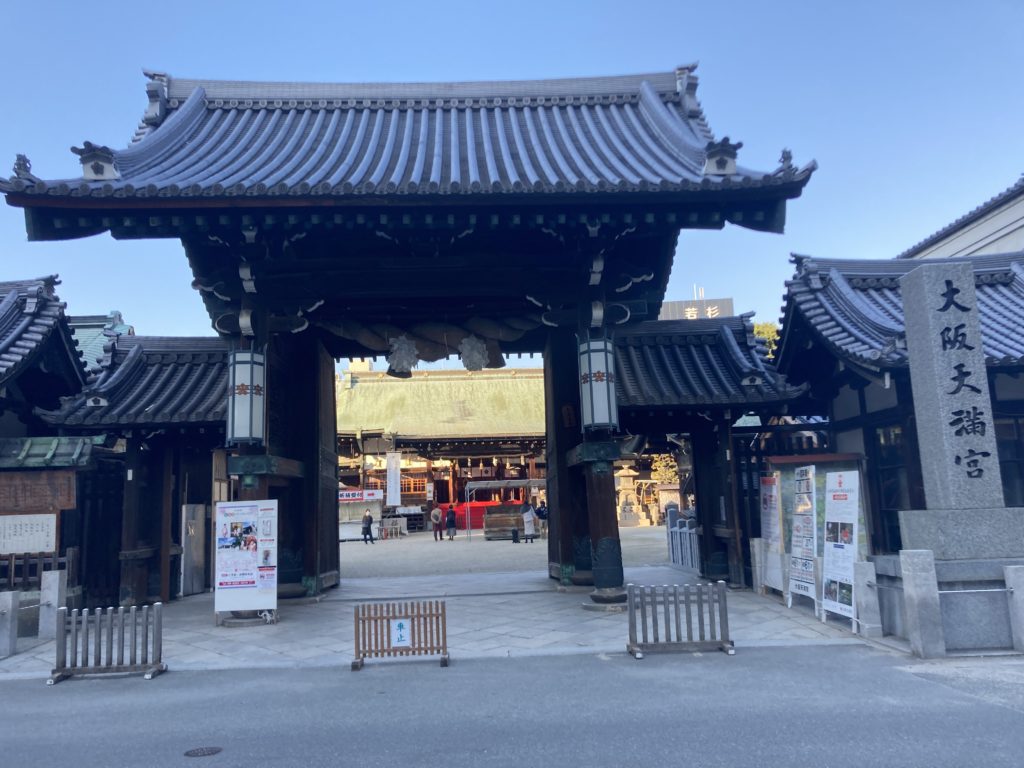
[788,465,817,599]
[0,470,75,512]
[823,472,859,619]
[759,472,784,592]
[386,452,402,507]
[0,513,58,555]
[338,489,384,503]
[214,500,278,613]
[901,263,1003,509]
[389,617,412,648]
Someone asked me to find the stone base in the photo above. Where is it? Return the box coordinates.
[588,587,627,604]
[873,553,1024,653]
[899,507,1024,559]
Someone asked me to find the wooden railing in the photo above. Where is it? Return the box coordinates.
[627,582,734,658]
[352,600,448,670]
[1,548,78,591]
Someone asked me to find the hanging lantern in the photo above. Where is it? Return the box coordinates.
[227,348,266,445]
[578,332,618,431]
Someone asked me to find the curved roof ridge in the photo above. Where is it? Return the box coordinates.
[164,70,683,104]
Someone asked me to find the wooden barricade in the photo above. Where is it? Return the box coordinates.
[352,600,448,670]
[49,603,166,684]
[627,582,735,659]
[1,551,69,591]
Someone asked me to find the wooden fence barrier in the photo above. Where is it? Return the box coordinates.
[352,600,448,670]
[49,603,166,684]
[627,582,734,659]
[1,550,76,591]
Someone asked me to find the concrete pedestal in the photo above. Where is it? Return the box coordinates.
[900,550,945,658]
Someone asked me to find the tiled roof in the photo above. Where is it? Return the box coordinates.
[615,316,803,407]
[38,335,228,428]
[896,175,1024,259]
[779,252,1024,371]
[0,276,86,388]
[0,436,104,469]
[337,369,545,439]
[68,311,134,375]
[2,68,813,201]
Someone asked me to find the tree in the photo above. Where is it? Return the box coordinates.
[650,453,680,486]
[753,321,779,359]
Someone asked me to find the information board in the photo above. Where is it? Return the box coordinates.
[758,472,785,592]
[822,471,860,619]
[788,465,817,599]
[0,513,57,555]
[214,500,278,613]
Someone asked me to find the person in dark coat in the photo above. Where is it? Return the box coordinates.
[361,509,375,544]
[445,505,457,541]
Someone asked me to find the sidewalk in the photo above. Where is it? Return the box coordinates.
[0,528,862,680]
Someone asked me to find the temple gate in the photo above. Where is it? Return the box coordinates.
[2,66,812,603]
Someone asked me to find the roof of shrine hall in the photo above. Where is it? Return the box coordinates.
[615,316,804,409]
[38,335,228,428]
[0,276,87,389]
[778,252,1024,372]
[2,67,813,214]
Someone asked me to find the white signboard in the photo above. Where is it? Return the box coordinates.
[823,471,859,619]
[339,489,384,503]
[214,500,278,613]
[389,617,412,648]
[759,473,784,592]
[789,465,817,600]
[386,452,402,507]
[0,513,58,555]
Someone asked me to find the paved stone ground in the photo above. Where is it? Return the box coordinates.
[0,527,859,680]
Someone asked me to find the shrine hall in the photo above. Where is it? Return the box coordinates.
[1,66,813,605]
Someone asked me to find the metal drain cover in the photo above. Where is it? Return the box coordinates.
[185,747,223,758]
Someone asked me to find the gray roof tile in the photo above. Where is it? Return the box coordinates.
[38,335,228,428]
[615,316,803,407]
[3,69,813,201]
[0,276,87,388]
[779,252,1024,370]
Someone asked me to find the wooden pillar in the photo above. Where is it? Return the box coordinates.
[584,457,624,601]
[544,328,588,584]
[690,424,718,578]
[119,437,145,606]
[690,420,743,585]
[159,446,174,602]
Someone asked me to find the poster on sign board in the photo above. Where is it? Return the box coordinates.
[758,473,784,592]
[788,465,817,600]
[214,500,278,613]
[823,472,859,619]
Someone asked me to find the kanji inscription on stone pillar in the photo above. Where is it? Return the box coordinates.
[900,262,1003,510]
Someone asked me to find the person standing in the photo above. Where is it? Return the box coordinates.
[361,509,375,544]
[521,502,538,543]
[430,503,443,542]
[445,505,457,541]
[535,500,548,538]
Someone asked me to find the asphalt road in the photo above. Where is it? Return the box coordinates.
[3,645,1022,767]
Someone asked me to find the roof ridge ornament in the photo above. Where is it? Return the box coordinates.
[704,137,743,176]
[71,141,120,182]
[12,154,39,182]
[143,73,169,127]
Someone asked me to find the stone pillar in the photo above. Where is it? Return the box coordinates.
[40,569,67,641]
[0,591,19,659]
[900,550,945,658]
[853,561,883,638]
[585,458,625,603]
[544,328,586,584]
[899,261,1020,554]
[1005,565,1024,652]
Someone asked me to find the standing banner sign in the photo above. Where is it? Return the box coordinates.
[788,465,817,601]
[385,452,402,507]
[823,472,859,618]
[758,472,784,592]
[214,500,278,613]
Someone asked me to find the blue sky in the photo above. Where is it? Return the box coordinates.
[2,0,1023,340]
